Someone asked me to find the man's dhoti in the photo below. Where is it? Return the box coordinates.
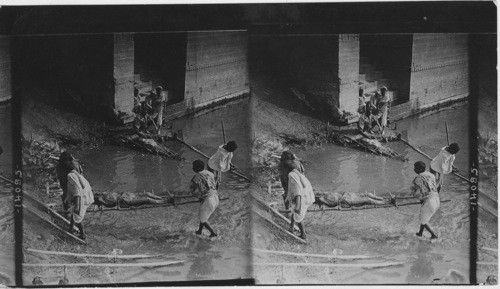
[380,103,388,127]
[199,194,219,223]
[419,192,440,225]
[72,202,90,224]
[291,199,310,223]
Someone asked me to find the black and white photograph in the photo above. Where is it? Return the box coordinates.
[0,1,497,286]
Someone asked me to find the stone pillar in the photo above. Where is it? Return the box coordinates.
[338,34,360,118]
[0,36,12,103]
[113,33,134,112]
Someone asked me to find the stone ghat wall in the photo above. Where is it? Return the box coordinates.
[184,31,249,109]
[409,34,469,111]
[0,36,11,102]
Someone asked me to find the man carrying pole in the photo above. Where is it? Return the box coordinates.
[430,143,460,193]
[208,141,238,189]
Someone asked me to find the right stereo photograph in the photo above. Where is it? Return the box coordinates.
[249,30,497,284]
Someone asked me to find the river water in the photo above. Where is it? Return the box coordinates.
[254,104,475,284]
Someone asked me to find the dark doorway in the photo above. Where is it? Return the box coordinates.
[134,32,187,105]
[359,34,413,105]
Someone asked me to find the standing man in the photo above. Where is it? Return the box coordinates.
[278,151,305,211]
[287,166,314,240]
[411,161,440,240]
[56,152,83,212]
[133,88,142,114]
[190,160,219,238]
[208,140,238,189]
[152,86,166,133]
[430,143,460,192]
[66,167,94,240]
[378,87,391,135]
[369,87,391,134]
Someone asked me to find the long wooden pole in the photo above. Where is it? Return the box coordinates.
[476,262,498,266]
[253,248,379,260]
[23,205,86,244]
[400,138,470,182]
[252,208,307,244]
[0,175,14,185]
[221,120,226,144]
[445,122,450,146]
[22,260,184,268]
[481,247,498,253]
[26,248,162,259]
[23,190,80,233]
[175,137,252,182]
[252,192,299,231]
[254,261,405,269]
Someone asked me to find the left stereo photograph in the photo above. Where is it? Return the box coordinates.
[6,31,254,286]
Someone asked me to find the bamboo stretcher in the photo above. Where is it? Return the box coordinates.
[278,199,452,213]
[84,197,230,213]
